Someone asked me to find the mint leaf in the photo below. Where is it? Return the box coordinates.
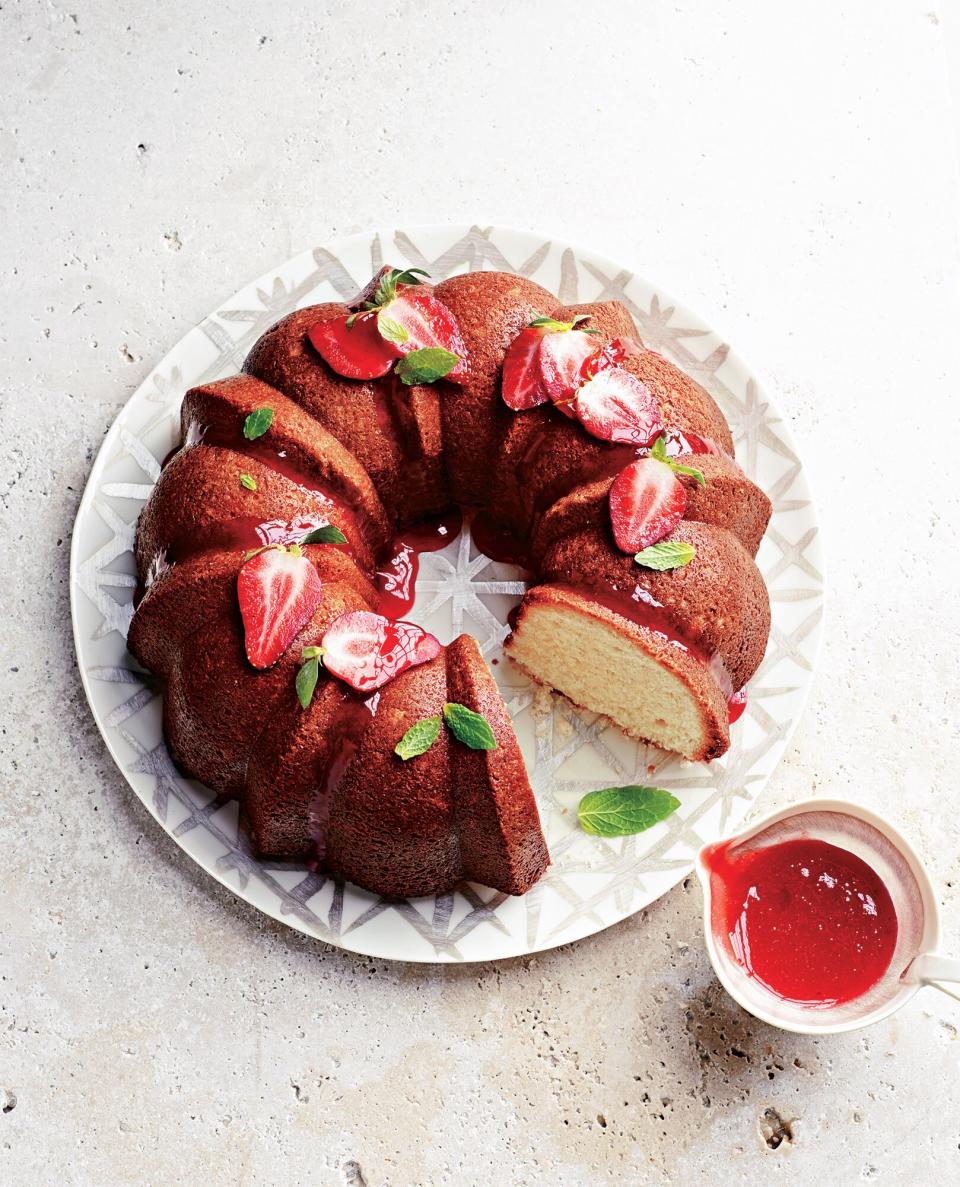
[296,654,320,709]
[239,473,257,491]
[528,315,575,332]
[300,524,348,545]
[394,715,442,760]
[578,785,680,837]
[243,406,274,440]
[671,460,707,487]
[634,541,696,571]
[377,312,409,346]
[301,645,325,660]
[527,313,598,336]
[395,348,460,386]
[443,702,497,750]
[650,435,705,487]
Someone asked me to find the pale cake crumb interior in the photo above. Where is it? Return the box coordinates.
[508,603,708,759]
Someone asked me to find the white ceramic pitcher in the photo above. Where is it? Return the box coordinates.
[696,798,960,1035]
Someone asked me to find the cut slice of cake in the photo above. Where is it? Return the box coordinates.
[505,584,730,762]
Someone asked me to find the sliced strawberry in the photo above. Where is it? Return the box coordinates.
[379,289,468,381]
[539,329,598,410]
[608,458,687,554]
[307,311,400,380]
[238,546,323,669]
[321,610,442,693]
[580,336,644,382]
[501,326,551,410]
[575,368,664,446]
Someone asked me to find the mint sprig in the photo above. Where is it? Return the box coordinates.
[443,702,497,750]
[634,541,696,571]
[394,716,442,760]
[296,645,325,709]
[243,406,274,440]
[528,313,598,335]
[395,348,460,386]
[377,313,409,346]
[300,524,348,546]
[239,473,257,491]
[578,785,680,837]
[650,436,706,487]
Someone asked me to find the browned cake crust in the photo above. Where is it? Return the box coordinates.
[621,349,734,453]
[129,547,377,677]
[445,635,549,895]
[538,522,770,694]
[323,653,461,898]
[183,375,392,559]
[160,553,374,795]
[431,272,560,504]
[533,453,772,563]
[128,267,771,899]
[244,304,448,522]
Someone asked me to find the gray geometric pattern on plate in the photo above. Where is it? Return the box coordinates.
[70,224,824,962]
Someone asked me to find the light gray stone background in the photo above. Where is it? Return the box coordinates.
[2,1,959,1183]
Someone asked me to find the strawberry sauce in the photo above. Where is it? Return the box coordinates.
[705,838,899,1006]
[166,512,346,561]
[160,423,362,562]
[470,511,531,567]
[728,686,748,724]
[375,510,463,618]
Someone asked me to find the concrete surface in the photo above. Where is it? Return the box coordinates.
[2,1,960,1184]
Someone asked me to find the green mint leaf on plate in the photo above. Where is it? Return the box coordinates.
[377,313,409,346]
[239,473,257,491]
[394,715,442,761]
[443,702,497,750]
[634,541,696,571]
[577,785,680,837]
[296,654,320,709]
[300,524,348,545]
[395,348,460,386]
[243,406,274,440]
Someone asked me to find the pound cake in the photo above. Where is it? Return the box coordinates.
[128,263,771,899]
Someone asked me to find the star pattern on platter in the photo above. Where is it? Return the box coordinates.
[71,226,825,962]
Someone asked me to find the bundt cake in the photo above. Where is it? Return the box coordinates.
[128,263,772,900]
